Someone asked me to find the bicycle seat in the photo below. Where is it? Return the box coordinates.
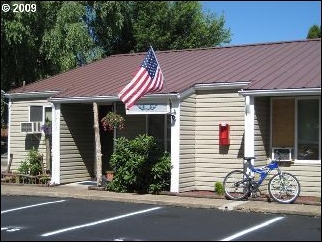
[244,157,256,160]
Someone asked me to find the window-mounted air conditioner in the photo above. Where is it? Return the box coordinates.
[20,122,41,133]
[272,147,292,161]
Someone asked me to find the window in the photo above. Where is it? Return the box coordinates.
[45,107,52,123]
[297,99,319,160]
[148,114,171,152]
[30,106,43,122]
[271,97,320,161]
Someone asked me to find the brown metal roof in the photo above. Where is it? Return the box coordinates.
[8,39,321,98]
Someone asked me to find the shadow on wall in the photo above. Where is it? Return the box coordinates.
[62,103,95,178]
[25,134,41,150]
[219,145,229,154]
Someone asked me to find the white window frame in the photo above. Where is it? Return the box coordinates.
[28,105,52,134]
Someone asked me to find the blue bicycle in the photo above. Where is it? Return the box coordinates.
[223,153,301,204]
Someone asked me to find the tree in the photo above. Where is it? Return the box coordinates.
[1,1,48,91]
[1,1,105,91]
[131,1,231,52]
[307,24,321,39]
[87,1,131,55]
[167,1,231,49]
[1,1,231,92]
[41,1,104,73]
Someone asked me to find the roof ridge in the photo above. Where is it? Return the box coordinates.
[155,38,321,54]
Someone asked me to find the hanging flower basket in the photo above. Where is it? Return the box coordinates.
[101,112,125,132]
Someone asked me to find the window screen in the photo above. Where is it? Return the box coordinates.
[30,106,43,122]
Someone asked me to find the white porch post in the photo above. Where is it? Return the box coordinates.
[50,103,61,185]
[244,96,255,160]
[93,102,102,186]
[170,99,180,193]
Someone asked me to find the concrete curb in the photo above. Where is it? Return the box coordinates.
[1,184,321,217]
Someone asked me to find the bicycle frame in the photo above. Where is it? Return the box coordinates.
[245,159,280,186]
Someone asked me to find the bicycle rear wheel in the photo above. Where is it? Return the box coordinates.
[223,170,250,200]
[268,172,300,204]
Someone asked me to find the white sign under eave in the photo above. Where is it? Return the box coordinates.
[126,103,170,114]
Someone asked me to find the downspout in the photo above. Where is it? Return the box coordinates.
[170,98,180,193]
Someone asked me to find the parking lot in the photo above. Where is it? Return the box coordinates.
[2,195,321,241]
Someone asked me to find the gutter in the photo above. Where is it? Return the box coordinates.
[49,93,179,104]
[49,96,118,104]
[238,88,321,97]
[4,91,59,99]
[179,81,250,100]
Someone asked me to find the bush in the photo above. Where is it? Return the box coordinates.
[17,160,30,174]
[149,153,171,194]
[214,182,224,195]
[106,134,171,194]
[17,148,43,176]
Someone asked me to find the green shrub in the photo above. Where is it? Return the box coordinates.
[214,182,224,195]
[17,161,30,174]
[149,153,171,194]
[17,148,43,176]
[106,134,171,194]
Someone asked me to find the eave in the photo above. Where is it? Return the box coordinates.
[238,88,321,97]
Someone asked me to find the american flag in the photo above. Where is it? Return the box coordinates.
[118,46,164,110]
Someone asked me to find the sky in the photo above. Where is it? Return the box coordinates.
[201,1,321,46]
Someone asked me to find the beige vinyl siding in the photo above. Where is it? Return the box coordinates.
[193,90,245,191]
[9,98,49,172]
[59,104,95,183]
[254,97,271,166]
[288,163,321,197]
[179,94,196,191]
[178,89,246,192]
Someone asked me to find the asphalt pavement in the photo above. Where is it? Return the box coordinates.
[1,182,320,217]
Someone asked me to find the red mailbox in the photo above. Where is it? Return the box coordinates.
[219,123,230,145]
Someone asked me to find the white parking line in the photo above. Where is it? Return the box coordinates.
[1,200,66,214]
[220,216,284,241]
[41,206,161,237]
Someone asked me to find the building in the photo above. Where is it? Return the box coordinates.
[5,39,321,197]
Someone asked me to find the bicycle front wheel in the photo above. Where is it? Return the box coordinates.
[223,170,250,200]
[268,172,300,204]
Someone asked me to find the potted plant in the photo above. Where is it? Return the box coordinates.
[101,112,125,132]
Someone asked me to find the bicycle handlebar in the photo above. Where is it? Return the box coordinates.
[244,151,284,162]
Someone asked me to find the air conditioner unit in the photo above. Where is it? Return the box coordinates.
[32,122,41,133]
[272,147,292,161]
[20,122,41,133]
